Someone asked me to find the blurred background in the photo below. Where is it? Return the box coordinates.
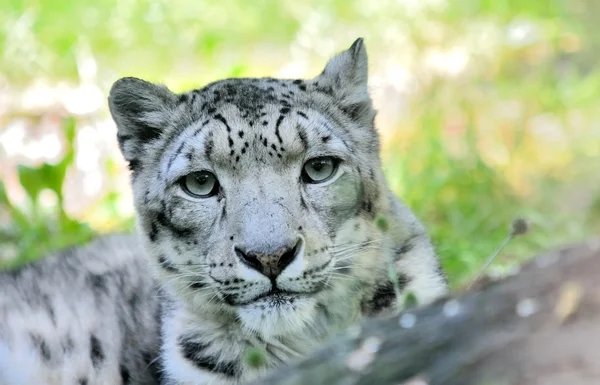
[0,0,598,289]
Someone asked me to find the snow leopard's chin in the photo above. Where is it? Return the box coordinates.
[237,296,318,338]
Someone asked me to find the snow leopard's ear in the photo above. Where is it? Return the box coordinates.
[108,77,178,169]
[316,38,375,126]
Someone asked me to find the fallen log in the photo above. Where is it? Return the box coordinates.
[254,240,600,385]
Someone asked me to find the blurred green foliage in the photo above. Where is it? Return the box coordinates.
[1,0,599,288]
[0,118,94,268]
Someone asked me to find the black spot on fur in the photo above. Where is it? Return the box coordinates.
[274,115,285,143]
[396,240,414,257]
[178,93,190,103]
[178,336,240,377]
[190,281,206,289]
[205,139,214,160]
[167,142,185,171]
[322,135,331,143]
[87,273,108,295]
[367,274,411,313]
[297,111,308,119]
[193,354,238,376]
[299,84,307,91]
[120,365,131,385]
[341,103,366,121]
[149,221,159,242]
[158,255,178,272]
[221,292,237,305]
[361,200,373,215]
[316,85,334,97]
[127,158,141,172]
[156,210,193,238]
[192,122,207,137]
[299,195,308,210]
[136,123,162,142]
[90,334,105,369]
[297,127,308,150]
[177,336,209,361]
[30,333,51,362]
[369,168,376,180]
[78,378,88,385]
[238,131,244,138]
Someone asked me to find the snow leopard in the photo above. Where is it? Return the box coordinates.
[0,38,448,385]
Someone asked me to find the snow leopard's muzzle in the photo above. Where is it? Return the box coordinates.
[210,235,332,307]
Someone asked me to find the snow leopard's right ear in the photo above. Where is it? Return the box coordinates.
[108,77,178,169]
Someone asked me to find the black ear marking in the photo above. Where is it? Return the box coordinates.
[108,77,177,164]
[349,37,365,58]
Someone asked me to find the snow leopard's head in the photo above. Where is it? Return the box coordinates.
[109,39,391,337]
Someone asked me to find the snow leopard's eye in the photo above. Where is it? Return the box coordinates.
[180,171,219,198]
[302,157,339,184]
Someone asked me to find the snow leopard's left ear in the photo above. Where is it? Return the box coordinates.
[108,77,178,169]
[316,38,375,126]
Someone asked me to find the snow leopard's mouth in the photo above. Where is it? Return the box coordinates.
[234,287,322,307]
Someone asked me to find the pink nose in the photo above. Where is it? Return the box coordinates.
[234,239,302,278]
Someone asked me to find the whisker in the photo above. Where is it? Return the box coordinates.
[169,262,211,267]
[329,240,382,252]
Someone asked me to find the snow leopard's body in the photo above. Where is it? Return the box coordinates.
[0,39,447,385]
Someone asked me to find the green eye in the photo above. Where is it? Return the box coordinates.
[180,171,219,198]
[302,157,339,183]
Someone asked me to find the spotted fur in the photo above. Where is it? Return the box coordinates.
[0,39,447,385]
[0,235,161,385]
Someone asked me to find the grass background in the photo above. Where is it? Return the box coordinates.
[1,0,599,289]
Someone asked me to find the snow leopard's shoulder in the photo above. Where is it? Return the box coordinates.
[0,234,163,385]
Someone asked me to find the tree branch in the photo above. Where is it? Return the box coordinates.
[253,241,600,385]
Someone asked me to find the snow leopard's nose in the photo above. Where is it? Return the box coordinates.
[234,238,303,279]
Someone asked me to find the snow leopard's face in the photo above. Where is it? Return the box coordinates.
[109,39,386,337]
